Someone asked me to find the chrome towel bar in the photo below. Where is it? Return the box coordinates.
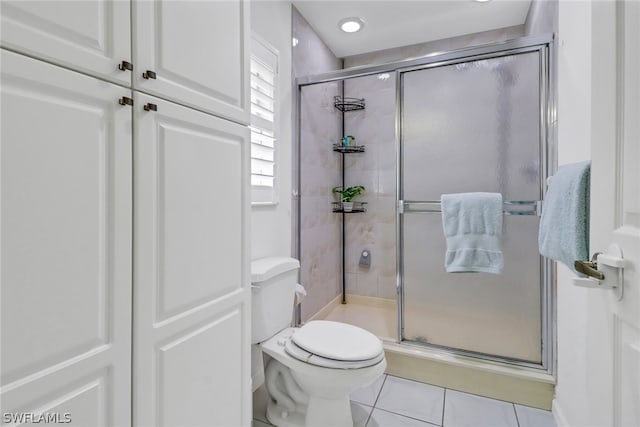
[399,200,542,216]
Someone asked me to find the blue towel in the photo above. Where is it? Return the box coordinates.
[441,192,504,274]
[539,161,590,274]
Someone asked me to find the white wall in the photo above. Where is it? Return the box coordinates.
[524,0,557,36]
[250,1,293,259]
[553,1,593,425]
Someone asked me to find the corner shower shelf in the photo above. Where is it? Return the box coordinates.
[332,201,367,213]
[334,94,366,304]
[334,96,365,112]
[332,143,366,153]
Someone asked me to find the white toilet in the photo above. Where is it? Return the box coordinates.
[251,257,387,427]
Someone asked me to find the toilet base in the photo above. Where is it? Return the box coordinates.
[260,328,386,427]
[266,399,306,427]
[266,395,353,427]
[305,396,353,427]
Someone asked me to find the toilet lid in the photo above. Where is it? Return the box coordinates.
[291,320,383,362]
[285,339,385,369]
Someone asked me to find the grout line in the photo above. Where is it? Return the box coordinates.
[443,386,539,408]
[363,403,373,427]
[371,407,440,427]
[371,374,388,408]
[513,403,521,427]
[442,388,447,427]
[365,375,388,426]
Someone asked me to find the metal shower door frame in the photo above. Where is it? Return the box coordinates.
[395,40,555,372]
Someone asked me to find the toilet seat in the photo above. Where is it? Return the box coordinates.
[284,320,384,369]
[285,339,384,369]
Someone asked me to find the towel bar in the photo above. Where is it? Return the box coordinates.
[399,200,541,216]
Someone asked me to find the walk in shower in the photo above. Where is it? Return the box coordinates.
[295,35,554,372]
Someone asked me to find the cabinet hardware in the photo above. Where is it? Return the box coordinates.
[118,97,134,106]
[118,60,133,71]
[144,103,158,112]
[142,70,157,80]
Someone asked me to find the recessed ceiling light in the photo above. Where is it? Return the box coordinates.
[339,17,365,33]
[475,0,492,2]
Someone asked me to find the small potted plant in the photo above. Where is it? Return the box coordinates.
[332,185,365,212]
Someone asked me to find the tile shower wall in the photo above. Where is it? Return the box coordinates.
[293,7,343,321]
[292,7,341,78]
[299,82,342,321]
[343,74,397,300]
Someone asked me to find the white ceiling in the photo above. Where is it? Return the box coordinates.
[291,0,532,58]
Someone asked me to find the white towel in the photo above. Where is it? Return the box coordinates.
[539,161,590,274]
[441,192,504,274]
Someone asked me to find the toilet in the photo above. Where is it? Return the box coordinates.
[251,257,387,427]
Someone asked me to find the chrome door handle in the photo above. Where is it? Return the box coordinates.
[574,253,604,280]
[573,247,624,300]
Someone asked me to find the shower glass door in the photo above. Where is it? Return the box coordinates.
[399,49,548,365]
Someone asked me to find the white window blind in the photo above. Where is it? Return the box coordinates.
[251,38,278,204]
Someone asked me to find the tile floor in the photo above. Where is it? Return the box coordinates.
[253,374,556,427]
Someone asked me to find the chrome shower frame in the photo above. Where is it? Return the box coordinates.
[293,34,556,374]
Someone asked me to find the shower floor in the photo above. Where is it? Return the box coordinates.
[315,294,555,410]
[320,296,397,341]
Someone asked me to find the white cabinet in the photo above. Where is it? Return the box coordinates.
[0,0,132,85]
[0,49,132,426]
[1,1,251,425]
[133,0,249,124]
[133,93,251,427]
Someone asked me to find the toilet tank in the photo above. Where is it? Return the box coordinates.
[251,257,300,344]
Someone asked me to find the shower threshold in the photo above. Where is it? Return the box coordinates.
[311,294,555,410]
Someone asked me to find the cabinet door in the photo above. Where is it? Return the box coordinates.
[133,93,251,427]
[0,50,132,426]
[133,0,249,124]
[0,1,132,85]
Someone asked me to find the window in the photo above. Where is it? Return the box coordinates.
[250,37,278,205]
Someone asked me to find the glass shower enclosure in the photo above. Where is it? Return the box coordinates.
[399,49,549,366]
[295,35,554,370]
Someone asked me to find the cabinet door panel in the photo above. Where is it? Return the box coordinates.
[0,1,131,85]
[133,0,249,124]
[133,93,251,427]
[0,50,132,426]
